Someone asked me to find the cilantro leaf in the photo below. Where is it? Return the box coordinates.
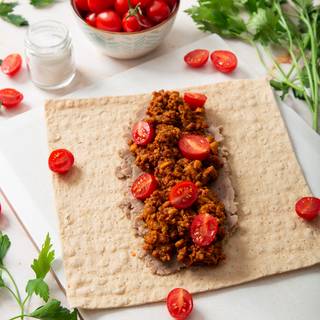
[26,278,50,302]
[270,80,289,99]
[31,234,55,280]
[0,2,17,16]
[28,299,78,320]
[0,232,11,266]
[2,14,29,26]
[30,0,55,8]
[0,273,5,287]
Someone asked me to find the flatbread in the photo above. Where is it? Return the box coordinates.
[45,79,320,309]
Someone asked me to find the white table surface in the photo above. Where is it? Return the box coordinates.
[0,0,203,318]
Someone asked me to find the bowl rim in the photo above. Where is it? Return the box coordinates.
[70,0,180,36]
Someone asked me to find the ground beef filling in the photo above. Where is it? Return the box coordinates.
[129,90,227,266]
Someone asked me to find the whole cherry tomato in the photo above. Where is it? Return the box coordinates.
[96,10,122,32]
[147,0,170,24]
[115,0,129,16]
[88,0,115,14]
[74,0,89,11]
[122,12,142,32]
[130,0,152,8]
[85,13,97,27]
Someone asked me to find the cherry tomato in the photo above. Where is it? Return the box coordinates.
[85,13,97,27]
[122,12,142,32]
[131,173,157,200]
[115,0,129,16]
[184,92,207,110]
[130,0,152,8]
[295,197,320,221]
[132,121,154,146]
[178,134,210,161]
[169,181,198,209]
[147,0,170,24]
[48,149,74,174]
[74,0,89,11]
[139,15,154,28]
[164,0,177,9]
[167,288,193,320]
[0,88,23,109]
[191,213,219,246]
[210,50,238,73]
[184,49,209,68]
[96,11,122,32]
[88,0,115,14]
[1,53,22,76]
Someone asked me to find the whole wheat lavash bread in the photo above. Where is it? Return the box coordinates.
[45,79,320,309]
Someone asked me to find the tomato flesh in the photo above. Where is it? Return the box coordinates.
[88,0,114,13]
[85,13,97,27]
[0,88,23,109]
[147,0,170,24]
[184,49,209,68]
[96,10,122,32]
[167,288,193,320]
[131,173,157,200]
[191,213,219,246]
[122,12,142,32]
[48,149,74,174]
[169,181,197,209]
[132,121,154,146]
[178,134,210,161]
[184,92,207,109]
[1,53,22,76]
[295,197,320,221]
[210,50,238,73]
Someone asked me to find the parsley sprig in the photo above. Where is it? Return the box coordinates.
[0,2,28,26]
[187,0,320,133]
[0,232,77,320]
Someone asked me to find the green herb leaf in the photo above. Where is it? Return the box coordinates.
[0,274,5,287]
[0,2,17,16]
[292,88,306,100]
[29,299,78,320]
[31,234,55,280]
[30,0,55,8]
[26,278,50,302]
[0,232,11,266]
[2,14,29,26]
[270,80,289,99]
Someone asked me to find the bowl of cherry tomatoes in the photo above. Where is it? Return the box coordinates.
[71,0,179,59]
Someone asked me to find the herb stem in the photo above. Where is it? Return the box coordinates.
[1,266,22,303]
[8,316,28,320]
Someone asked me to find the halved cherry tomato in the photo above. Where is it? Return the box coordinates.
[0,88,23,109]
[1,54,22,76]
[184,49,209,68]
[48,149,74,174]
[132,121,154,146]
[191,213,219,246]
[85,13,97,27]
[88,0,115,14]
[130,0,152,8]
[169,181,197,209]
[122,12,142,32]
[131,173,157,200]
[210,50,238,73]
[74,0,89,11]
[167,288,193,320]
[147,0,170,24]
[178,134,210,161]
[295,197,320,221]
[184,92,207,109]
[115,0,129,16]
[96,10,122,32]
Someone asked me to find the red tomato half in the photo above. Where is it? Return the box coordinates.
[130,0,152,8]
[115,0,129,16]
[132,121,154,146]
[191,213,219,246]
[167,288,193,320]
[1,53,22,76]
[295,197,320,221]
[131,173,157,200]
[0,88,23,109]
[178,134,210,161]
[147,0,170,23]
[184,49,209,68]
[184,92,207,109]
[88,0,115,14]
[48,149,74,174]
[74,0,89,11]
[96,11,122,32]
[122,12,142,32]
[210,50,238,73]
[169,181,198,209]
[85,13,97,27]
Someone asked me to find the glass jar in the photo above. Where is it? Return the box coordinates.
[25,20,76,90]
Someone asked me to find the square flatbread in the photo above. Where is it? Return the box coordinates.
[45,79,320,309]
